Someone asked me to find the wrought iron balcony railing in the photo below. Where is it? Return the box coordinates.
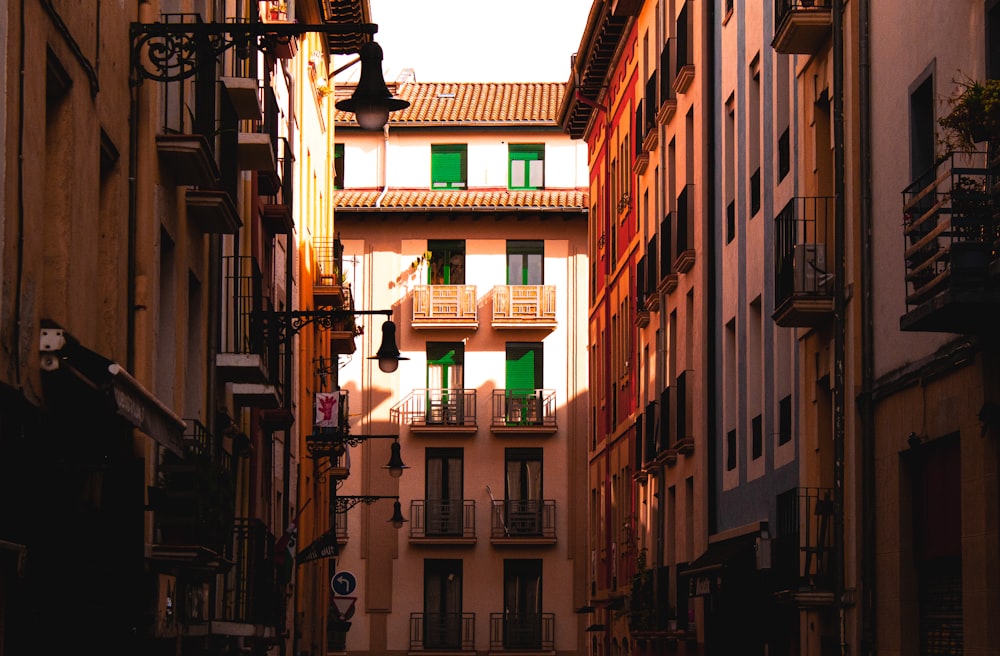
[408,499,476,540]
[490,389,557,433]
[900,151,1000,333]
[410,612,476,651]
[773,487,835,601]
[489,612,554,651]
[490,499,556,540]
[772,196,836,327]
[391,388,477,432]
[220,517,281,628]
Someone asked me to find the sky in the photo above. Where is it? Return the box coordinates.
[335,0,594,84]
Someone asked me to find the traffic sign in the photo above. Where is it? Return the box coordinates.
[331,570,358,596]
[331,595,356,621]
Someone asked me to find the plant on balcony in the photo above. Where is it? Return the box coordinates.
[939,77,1000,152]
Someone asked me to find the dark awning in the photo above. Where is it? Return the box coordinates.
[39,323,186,455]
[681,531,760,578]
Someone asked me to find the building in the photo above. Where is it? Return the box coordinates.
[560,0,716,653]
[0,2,376,654]
[869,1,1000,654]
[306,80,591,655]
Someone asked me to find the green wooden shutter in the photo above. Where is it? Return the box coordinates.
[432,145,467,188]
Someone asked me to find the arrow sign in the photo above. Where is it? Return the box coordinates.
[331,570,358,596]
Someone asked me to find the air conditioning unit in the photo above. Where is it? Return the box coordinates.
[792,243,830,293]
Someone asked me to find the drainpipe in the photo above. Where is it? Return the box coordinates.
[375,123,390,207]
[858,0,875,651]
[832,0,847,653]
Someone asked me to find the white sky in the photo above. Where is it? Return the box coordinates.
[335,0,594,84]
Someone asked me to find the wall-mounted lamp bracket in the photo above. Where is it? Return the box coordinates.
[130,19,378,85]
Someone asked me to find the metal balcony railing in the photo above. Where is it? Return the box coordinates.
[492,285,556,326]
[490,389,557,429]
[490,500,556,539]
[773,487,835,593]
[773,196,836,311]
[901,151,998,308]
[221,518,280,628]
[489,612,554,651]
[410,612,476,651]
[409,499,476,539]
[412,285,478,325]
[391,389,477,429]
[314,238,345,289]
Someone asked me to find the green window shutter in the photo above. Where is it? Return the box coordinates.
[432,144,467,189]
[505,343,542,392]
[333,143,345,189]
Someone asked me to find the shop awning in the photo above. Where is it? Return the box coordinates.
[40,324,186,455]
[681,531,760,578]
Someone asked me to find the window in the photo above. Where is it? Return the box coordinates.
[909,74,935,183]
[426,449,464,536]
[508,144,544,189]
[726,429,737,471]
[503,559,543,649]
[431,144,467,189]
[752,414,763,459]
[505,448,543,536]
[424,559,463,649]
[428,240,465,284]
[778,395,792,445]
[427,342,464,424]
[507,240,543,285]
[506,343,543,425]
[333,143,344,189]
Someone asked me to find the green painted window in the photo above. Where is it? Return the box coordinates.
[508,144,544,190]
[507,240,543,285]
[333,143,344,189]
[427,240,465,284]
[506,343,542,392]
[431,144,467,189]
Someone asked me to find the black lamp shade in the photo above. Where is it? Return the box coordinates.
[388,500,407,528]
[383,440,408,478]
[335,41,410,130]
[369,320,408,373]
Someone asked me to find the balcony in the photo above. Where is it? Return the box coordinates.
[490,500,556,545]
[260,137,294,234]
[412,285,478,329]
[673,185,696,273]
[312,238,346,306]
[772,487,835,607]
[392,388,478,434]
[306,390,350,460]
[215,518,282,633]
[772,0,832,54]
[408,499,477,544]
[489,613,555,651]
[148,420,236,559]
[490,389,558,435]
[900,151,1000,333]
[772,197,836,327]
[216,256,282,408]
[410,612,476,652]
[492,285,557,329]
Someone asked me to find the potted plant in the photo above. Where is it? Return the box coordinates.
[939,77,1000,152]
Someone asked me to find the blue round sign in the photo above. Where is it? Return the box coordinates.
[331,570,358,596]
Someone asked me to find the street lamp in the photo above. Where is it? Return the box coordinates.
[383,440,409,478]
[369,320,409,373]
[335,41,410,130]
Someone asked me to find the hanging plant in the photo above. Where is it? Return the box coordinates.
[939,76,1000,152]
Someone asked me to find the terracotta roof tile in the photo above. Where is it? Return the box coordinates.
[334,82,567,126]
[332,189,589,210]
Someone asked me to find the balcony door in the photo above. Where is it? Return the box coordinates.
[507,240,543,285]
[427,342,464,424]
[503,559,542,649]
[505,343,542,425]
[424,559,462,649]
[505,448,543,535]
[426,449,463,536]
[428,239,465,284]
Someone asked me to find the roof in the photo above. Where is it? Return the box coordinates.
[332,189,588,211]
[334,82,568,126]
